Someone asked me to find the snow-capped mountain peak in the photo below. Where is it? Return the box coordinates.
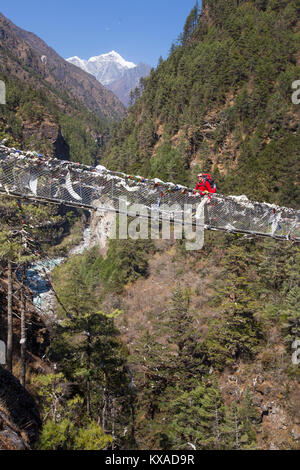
[88,51,136,69]
[67,50,136,85]
[66,51,151,106]
[67,56,88,70]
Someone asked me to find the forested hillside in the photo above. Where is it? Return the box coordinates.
[77,0,299,449]
[104,0,300,208]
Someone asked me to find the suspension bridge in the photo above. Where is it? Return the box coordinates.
[0,142,299,242]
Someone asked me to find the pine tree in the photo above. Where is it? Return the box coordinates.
[163,287,205,382]
[282,286,300,351]
[51,309,130,438]
[238,388,259,448]
[198,243,263,369]
[222,402,242,450]
[181,3,199,46]
[167,380,225,450]
[132,330,174,419]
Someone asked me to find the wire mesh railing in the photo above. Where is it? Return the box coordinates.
[0,143,299,241]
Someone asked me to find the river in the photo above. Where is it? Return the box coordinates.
[25,227,91,314]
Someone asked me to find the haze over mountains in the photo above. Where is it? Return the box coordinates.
[67,51,151,106]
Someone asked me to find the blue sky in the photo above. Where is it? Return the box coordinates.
[1,0,200,67]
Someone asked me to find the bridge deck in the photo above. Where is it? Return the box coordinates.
[0,143,299,242]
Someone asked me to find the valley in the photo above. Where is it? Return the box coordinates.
[0,0,299,452]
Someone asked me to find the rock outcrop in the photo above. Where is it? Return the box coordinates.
[0,366,41,449]
[89,200,116,256]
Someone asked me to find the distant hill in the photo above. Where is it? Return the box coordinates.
[67,51,151,107]
[108,62,152,107]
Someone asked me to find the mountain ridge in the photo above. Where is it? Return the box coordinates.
[67,51,151,106]
[67,51,136,85]
[0,13,125,120]
[0,13,125,163]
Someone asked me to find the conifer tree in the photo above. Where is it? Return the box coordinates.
[49,251,132,446]
[181,3,199,46]
[164,287,203,381]
[198,243,263,369]
[0,197,67,378]
[283,287,300,351]
[167,380,225,450]
[222,402,242,450]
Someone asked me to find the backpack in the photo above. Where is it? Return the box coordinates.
[203,175,216,192]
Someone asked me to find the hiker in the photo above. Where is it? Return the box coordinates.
[195,173,216,197]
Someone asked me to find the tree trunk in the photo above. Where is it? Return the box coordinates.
[127,367,136,448]
[7,260,13,373]
[20,283,26,387]
[86,378,91,416]
[234,407,240,450]
[86,332,91,416]
[111,398,115,450]
[214,404,221,450]
[102,387,107,432]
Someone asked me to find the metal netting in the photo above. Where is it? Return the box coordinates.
[0,143,299,241]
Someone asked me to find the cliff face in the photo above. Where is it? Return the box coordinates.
[88,201,116,257]
[0,365,41,449]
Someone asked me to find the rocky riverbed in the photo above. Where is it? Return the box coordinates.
[24,207,114,319]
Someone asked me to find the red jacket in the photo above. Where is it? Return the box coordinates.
[195,174,216,196]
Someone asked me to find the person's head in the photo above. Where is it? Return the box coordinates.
[198,173,210,180]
